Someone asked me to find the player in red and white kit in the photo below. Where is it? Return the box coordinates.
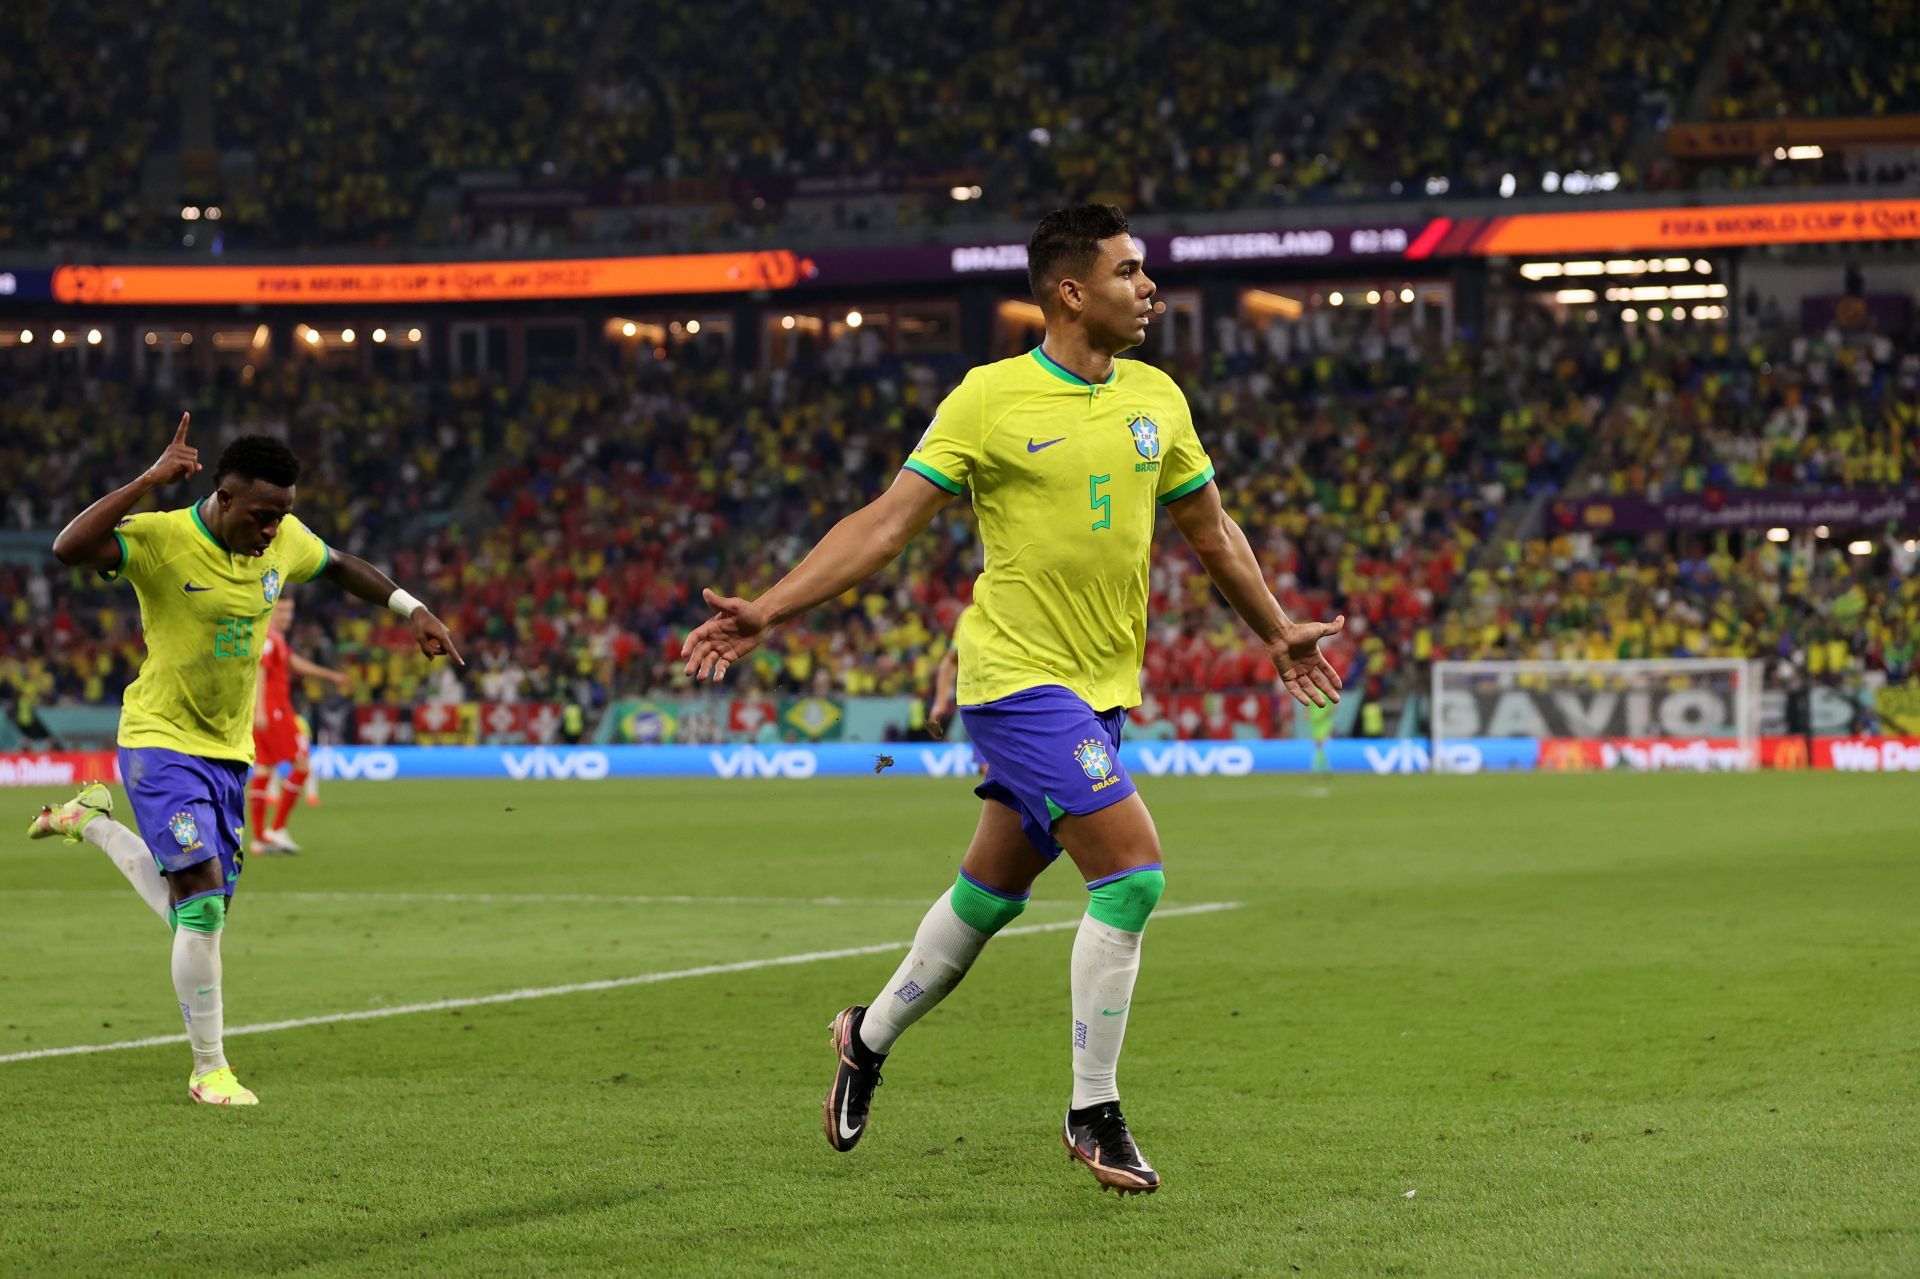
[249,595,348,854]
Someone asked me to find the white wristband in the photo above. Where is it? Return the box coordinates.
[388,588,425,619]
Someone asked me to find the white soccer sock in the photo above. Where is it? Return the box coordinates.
[1070,914,1144,1109]
[82,818,171,922]
[857,893,990,1055]
[172,925,228,1076]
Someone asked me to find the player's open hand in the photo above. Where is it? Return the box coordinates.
[1269,615,1346,709]
[142,414,201,487]
[682,588,769,681]
[410,609,464,665]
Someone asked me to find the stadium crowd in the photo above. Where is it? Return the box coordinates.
[5,307,1650,738]
[10,1,1912,250]
[0,0,183,249]
[6,306,1916,741]
[1319,0,1715,201]
[1585,324,1920,496]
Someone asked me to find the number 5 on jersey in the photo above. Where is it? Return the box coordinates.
[1089,474,1112,532]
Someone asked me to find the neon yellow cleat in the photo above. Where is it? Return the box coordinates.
[26,782,113,843]
[188,1066,259,1106]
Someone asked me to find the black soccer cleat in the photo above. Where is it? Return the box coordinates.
[824,1005,885,1152]
[1063,1102,1160,1195]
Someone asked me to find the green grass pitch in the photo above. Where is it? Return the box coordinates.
[3,774,1915,1277]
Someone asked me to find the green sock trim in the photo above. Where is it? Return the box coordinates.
[948,872,1028,935]
[172,895,227,934]
[1087,868,1165,932]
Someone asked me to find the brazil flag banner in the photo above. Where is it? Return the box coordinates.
[781,697,845,742]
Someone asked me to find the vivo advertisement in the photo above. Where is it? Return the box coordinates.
[297,739,1540,781]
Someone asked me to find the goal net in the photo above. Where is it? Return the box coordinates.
[1430,659,1764,773]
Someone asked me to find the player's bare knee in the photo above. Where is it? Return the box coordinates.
[168,858,224,903]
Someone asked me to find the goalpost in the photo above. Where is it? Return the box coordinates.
[1430,658,1765,773]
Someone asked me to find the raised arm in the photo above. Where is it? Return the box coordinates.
[318,552,464,666]
[683,471,954,681]
[52,413,200,571]
[1165,479,1345,708]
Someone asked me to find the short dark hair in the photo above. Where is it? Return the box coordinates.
[215,434,300,488]
[1028,204,1131,310]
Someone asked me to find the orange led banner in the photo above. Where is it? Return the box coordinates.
[51,250,809,305]
[1464,198,1920,256]
[1665,114,1920,158]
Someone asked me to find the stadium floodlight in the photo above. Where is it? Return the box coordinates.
[51,329,65,344]
[1366,290,1381,305]
[1432,658,1762,773]
[1767,527,1790,542]
[1328,291,1343,306]
[845,311,863,328]
[19,329,31,344]
[371,328,387,343]
[1848,541,1873,556]
[1815,525,1830,538]
[686,320,701,334]
[1400,288,1414,302]
[86,328,102,345]
[1499,173,1516,198]
[1621,308,1638,321]
[340,328,355,343]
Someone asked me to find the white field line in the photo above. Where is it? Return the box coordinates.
[0,901,1241,1066]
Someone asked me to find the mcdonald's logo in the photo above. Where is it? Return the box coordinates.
[1539,739,1593,772]
[1769,736,1808,771]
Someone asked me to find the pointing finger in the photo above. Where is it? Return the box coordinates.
[173,412,191,444]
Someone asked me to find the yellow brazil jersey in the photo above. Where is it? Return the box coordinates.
[906,347,1214,711]
[104,502,331,761]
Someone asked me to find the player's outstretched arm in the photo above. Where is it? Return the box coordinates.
[683,470,952,681]
[51,413,200,571]
[317,552,464,666]
[1166,479,1346,708]
[289,650,352,691]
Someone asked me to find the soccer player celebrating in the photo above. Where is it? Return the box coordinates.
[26,417,460,1105]
[248,595,349,855]
[684,205,1345,1193]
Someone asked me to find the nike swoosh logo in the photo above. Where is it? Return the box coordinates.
[183,583,213,593]
[838,1087,860,1141]
[196,987,216,996]
[1101,1006,1129,1017]
[1026,436,1067,453]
